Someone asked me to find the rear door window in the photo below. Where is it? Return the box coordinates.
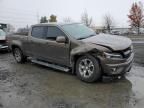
[31,26,47,39]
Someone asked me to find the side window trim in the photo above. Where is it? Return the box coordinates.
[31,26,48,39]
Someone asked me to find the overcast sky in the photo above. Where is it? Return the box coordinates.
[0,0,143,29]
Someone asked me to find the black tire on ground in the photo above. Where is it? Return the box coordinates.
[12,47,26,63]
[76,55,101,83]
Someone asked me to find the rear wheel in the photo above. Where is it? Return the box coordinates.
[76,55,101,83]
[13,47,26,63]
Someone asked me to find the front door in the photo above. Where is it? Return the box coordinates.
[29,26,48,58]
[42,26,70,66]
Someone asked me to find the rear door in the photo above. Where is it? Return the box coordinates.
[29,26,47,58]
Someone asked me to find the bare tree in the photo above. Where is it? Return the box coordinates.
[128,2,144,34]
[81,11,93,27]
[7,24,15,32]
[103,14,114,33]
[63,17,73,23]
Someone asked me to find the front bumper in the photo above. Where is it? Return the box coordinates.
[98,53,134,76]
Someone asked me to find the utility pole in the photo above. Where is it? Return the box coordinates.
[36,11,40,24]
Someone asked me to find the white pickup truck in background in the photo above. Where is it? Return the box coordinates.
[0,29,8,51]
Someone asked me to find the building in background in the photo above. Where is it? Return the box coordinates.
[91,25,141,35]
[0,23,15,33]
[0,23,7,31]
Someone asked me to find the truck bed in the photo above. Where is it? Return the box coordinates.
[7,33,28,50]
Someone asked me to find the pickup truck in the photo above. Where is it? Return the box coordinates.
[7,23,134,82]
[0,29,8,50]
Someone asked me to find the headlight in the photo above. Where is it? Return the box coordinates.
[130,45,133,51]
[103,52,123,59]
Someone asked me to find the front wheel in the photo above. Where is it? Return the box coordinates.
[76,55,101,83]
[13,47,26,63]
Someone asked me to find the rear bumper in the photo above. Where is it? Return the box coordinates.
[0,45,9,50]
[99,53,134,76]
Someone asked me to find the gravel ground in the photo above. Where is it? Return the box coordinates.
[0,42,144,108]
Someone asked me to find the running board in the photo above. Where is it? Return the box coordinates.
[31,59,70,72]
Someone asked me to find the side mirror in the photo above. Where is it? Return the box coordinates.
[56,36,66,43]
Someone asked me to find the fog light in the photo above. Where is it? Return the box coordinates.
[111,68,116,72]
[118,76,121,79]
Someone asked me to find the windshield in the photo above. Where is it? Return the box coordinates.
[0,29,6,36]
[61,23,96,40]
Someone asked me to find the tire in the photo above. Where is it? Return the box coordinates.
[76,55,101,83]
[13,47,26,63]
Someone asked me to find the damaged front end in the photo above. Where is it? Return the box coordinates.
[70,43,134,76]
[98,46,134,76]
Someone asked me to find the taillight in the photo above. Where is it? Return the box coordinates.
[6,36,9,43]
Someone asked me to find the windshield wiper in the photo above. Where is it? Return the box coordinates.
[77,37,87,40]
[88,34,96,37]
[77,34,96,40]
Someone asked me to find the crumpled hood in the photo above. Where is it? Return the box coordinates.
[82,34,132,51]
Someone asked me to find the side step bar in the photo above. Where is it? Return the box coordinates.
[31,59,70,72]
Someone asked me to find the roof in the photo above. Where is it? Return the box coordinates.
[32,22,81,27]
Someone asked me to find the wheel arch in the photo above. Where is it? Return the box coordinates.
[11,45,23,54]
[11,44,21,50]
[12,44,27,63]
[71,51,101,74]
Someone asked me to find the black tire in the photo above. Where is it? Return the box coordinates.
[12,47,26,63]
[76,55,101,83]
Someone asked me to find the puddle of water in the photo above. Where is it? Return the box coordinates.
[126,65,144,108]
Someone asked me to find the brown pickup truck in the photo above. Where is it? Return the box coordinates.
[7,23,134,82]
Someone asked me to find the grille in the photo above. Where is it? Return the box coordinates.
[114,47,132,59]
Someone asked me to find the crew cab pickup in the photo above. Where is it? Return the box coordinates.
[7,23,134,82]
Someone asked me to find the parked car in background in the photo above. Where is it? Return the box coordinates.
[0,29,8,51]
[7,23,134,83]
[129,30,137,35]
[111,30,121,35]
[140,28,144,34]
